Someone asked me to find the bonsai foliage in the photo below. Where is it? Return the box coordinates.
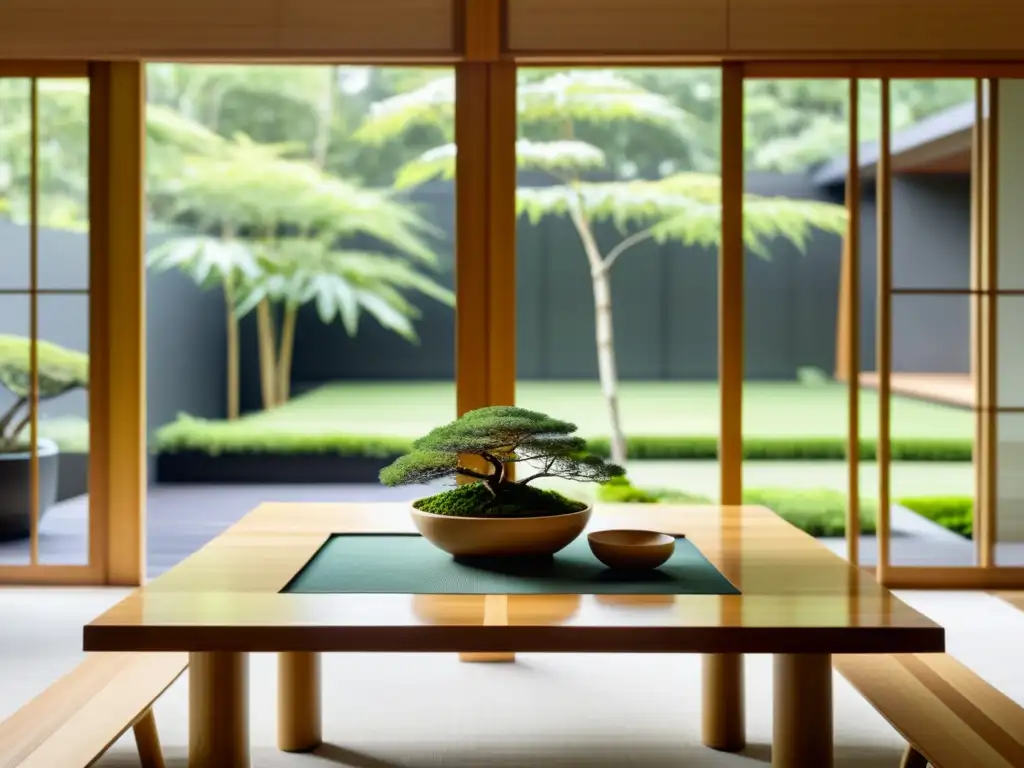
[380,406,625,514]
[0,335,88,453]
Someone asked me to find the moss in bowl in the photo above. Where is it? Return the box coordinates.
[380,406,624,557]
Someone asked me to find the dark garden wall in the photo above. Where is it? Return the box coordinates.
[844,173,972,374]
[241,172,851,411]
[0,170,972,431]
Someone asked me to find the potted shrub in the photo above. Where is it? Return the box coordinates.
[380,406,624,557]
[0,335,88,541]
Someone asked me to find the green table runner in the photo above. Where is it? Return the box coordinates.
[283,534,739,595]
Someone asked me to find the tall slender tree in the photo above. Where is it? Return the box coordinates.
[356,71,847,464]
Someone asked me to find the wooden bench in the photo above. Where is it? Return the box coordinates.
[0,652,187,768]
[834,652,1024,768]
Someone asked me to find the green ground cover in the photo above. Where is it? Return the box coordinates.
[155,381,974,461]
[899,496,973,538]
[149,381,977,538]
[585,477,974,539]
[594,478,877,538]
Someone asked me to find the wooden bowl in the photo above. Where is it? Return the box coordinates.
[587,529,675,571]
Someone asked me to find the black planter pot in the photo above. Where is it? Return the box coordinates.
[0,439,59,541]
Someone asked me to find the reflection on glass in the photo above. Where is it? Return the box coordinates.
[889,295,975,567]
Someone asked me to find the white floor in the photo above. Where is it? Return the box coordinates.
[2,588,1024,767]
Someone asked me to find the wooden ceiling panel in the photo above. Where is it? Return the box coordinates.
[279,0,454,53]
[507,0,727,54]
[0,0,280,57]
[0,0,456,58]
[730,0,1024,53]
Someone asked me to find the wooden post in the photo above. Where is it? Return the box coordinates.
[89,62,146,585]
[703,62,746,754]
[846,78,862,566]
[877,78,893,581]
[455,0,517,663]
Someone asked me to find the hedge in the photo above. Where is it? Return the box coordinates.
[596,478,877,538]
[155,416,972,462]
[898,495,973,538]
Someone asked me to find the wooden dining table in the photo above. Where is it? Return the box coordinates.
[84,501,944,768]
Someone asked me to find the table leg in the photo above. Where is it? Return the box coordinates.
[773,653,833,768]
[460,596,516,663]
[459,652,516,663]
[189,651,250,768]
[702,653,746,751]
[278,652,322,752]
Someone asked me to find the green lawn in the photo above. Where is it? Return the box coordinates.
[231,380,973,439]
[537,460,974,503]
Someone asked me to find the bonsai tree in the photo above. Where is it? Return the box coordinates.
[380,406,625,517]
[0,335,88,452]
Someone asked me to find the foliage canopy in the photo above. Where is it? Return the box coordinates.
[380,406,625,503]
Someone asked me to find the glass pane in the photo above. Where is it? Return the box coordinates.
[37,294,89,565]
[144,64,456,577]
[889,79,976,292]
[38,79,90,290]
[888,294,976,567]
[743,78,854,560]
[996,296,1024,409]
[514,67,723,509]
[996,79,1024,291]
[0,295,32,565]
[0,78,31,290]
[996,412,1024,566]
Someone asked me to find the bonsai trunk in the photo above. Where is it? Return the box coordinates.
[591,268,627,465]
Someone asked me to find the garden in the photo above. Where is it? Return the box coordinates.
[154,378,975,541]
[0,67,980,547]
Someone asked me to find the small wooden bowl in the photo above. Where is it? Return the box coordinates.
[587,529,676,571]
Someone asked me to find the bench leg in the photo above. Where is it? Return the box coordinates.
[900,745,928,768]
[278,652,322,752]
[702,653,745,751]
[189,651,250,768]
[773,653,832,768]
[132,709,165,768]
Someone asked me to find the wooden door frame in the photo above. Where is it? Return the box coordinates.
[742,63,1024,589]
[0,62,142,584]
